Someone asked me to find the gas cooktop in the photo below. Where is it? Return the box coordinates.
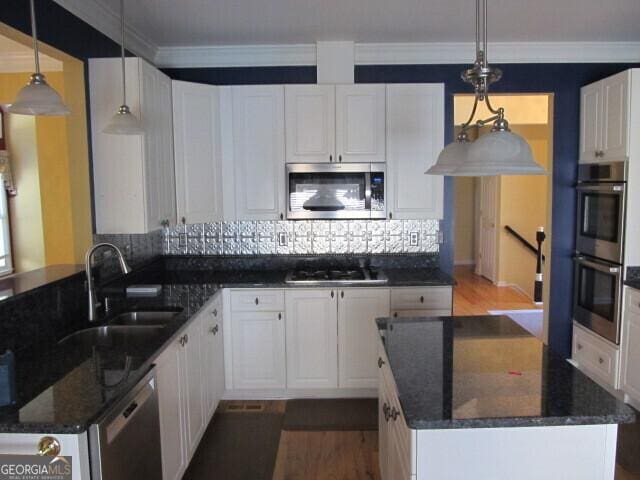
[285,268,388,285]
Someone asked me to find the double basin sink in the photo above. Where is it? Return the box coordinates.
[58,308,184,349]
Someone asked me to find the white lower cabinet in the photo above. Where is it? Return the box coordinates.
[572,322,619,390]
[231,311,286,390]
[621,288,640,408]
[157,295,225,480]
[338,288,390,389]
[285,289,339,389]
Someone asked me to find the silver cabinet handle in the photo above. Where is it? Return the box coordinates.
[331,290,334,298]
[389,212,393,220]
[210,324,219,335]
[339,154,343,163]
[329,154,333,162]
[212,309,218,317]
[420,296,424,304]
[341,291,344,299]
[255,297,259,305]
[378,357,385,368]
[390,407,400,421]
[278,312,282,320]
[383,402,391,422]
[598,357,604,364]
[577,343,583,351]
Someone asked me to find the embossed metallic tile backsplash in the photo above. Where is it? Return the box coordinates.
[164,220,441,256]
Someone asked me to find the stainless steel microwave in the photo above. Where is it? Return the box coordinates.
[286,163,386,220]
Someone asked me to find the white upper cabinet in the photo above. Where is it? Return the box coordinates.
[232,86,286,220]
[285,85,336,163]
[172,80,223,224]
[336,84,386,163]
[89,57,176,234]
[285,289,338,389]
[580,70,630,164]
[386,84,444,220]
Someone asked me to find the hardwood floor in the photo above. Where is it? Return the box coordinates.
[453,265,538,316]
[273,430,380,480]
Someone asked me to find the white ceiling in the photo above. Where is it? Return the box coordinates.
[97,0,640,47]
[0,35,62,73]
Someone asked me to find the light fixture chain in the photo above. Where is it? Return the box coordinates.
[120,0,127,106]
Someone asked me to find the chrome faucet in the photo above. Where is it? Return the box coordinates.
[85,243,131,322]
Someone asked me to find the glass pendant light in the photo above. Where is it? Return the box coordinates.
[103,0,142,135]
[426,0,544,177]
[8,0,70,116]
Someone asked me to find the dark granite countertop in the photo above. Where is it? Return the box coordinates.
[0,255,453,434]
[624,279,640,291]
[377,315,635,430]
[0,265,85,301]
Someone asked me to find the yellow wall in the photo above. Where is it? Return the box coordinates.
[454,177,476,264]
[0,23,93,272]
[496,124,551,299]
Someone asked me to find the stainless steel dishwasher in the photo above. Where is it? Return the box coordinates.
[89,367,162,480]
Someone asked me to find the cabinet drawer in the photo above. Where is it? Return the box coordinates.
[391,309,451,318]
[382,365,414,476]
[573,323,619,388]
[626,287,640,317]
[230,290,284,312]
[391,287,452,311]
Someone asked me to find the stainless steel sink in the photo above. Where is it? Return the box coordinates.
[57,325,166,349]
[108,310,182,327]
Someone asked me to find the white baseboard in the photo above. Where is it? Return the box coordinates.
[454,260,476,266]
[223,388,377,400]
[496,281,534,301]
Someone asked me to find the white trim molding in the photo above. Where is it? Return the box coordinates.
[155,44,317,69]
[155,41,640,69]
[0,53,62,73]
[52,0,158,62]
[356,41,640,65]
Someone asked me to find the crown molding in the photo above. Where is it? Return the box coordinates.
[52,0,158,62]
[0,53,63,73]
[155,44,317,68]
[355,42,640,65]
[155,41,640,69]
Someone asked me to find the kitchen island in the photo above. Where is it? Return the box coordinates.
[376,315,635,480]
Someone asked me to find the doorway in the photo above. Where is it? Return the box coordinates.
[453,94,554,342]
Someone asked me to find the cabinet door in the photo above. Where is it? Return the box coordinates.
[173,81,223,223]
[140,61,163,231]
[183,319,206,457]
[336,85,386,163]
[285,85,335,163]
[621,292,640,403]
[231,310,286,389]
[201,296,224,418]
[157,72,177,227]
[338,288,390,389]
[579,81,601,164]
[378,342,390,480]
[156,340,187,480]
[601,70,630,162]
[285,289,338,389]
[232,86,286,220]
[387,84,444,219]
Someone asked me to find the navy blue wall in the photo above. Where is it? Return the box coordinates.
[169,62,640,358]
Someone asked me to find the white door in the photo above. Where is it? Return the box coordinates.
[285,289,338,389]
[579,81,601,164]
[378,375,390,480]
[601,70,630,162]
[157,72,177,226]
[200,299,222,419]
[183,319,206,457]
[476,176,498,282]
[338,288,390,389]
[336,84,386,163]
[156,340,187,480]
[386,84,444,219]
[173,80,223,224]
[285,85,335,163]
[232,85,286,220]
[212,308,225,410]
[231,310,286,389]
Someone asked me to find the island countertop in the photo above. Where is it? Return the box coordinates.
[376,315,635,430]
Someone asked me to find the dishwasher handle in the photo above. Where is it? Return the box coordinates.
[106,376,155,444]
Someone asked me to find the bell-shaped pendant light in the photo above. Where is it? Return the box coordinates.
[425,131,471,175]
[8,0,70,116]
[426,0,545,177]
[103,0,142,135]
[464,119,544,176]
